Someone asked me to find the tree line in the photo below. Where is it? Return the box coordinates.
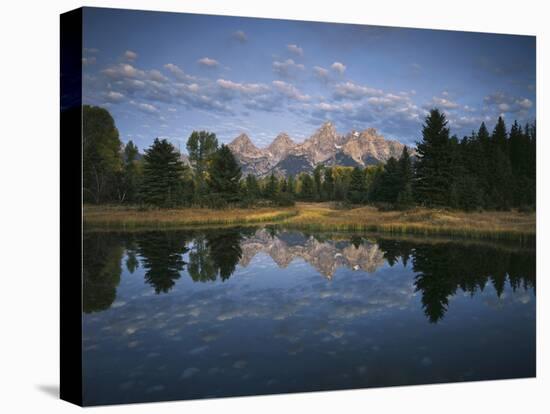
[83,105,535,211]
[84,229,535,322]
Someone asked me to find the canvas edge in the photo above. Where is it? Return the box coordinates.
[60,6,84,407]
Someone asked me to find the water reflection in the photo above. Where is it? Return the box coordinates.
[83,228,535,324]
[82,228,535,405]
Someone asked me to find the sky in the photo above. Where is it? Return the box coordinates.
[82,7,536,151]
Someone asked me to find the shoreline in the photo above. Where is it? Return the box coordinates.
[83,203,536,242]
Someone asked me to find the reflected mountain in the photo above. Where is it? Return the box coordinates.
[240,229,386,278]
[82,228,535,323]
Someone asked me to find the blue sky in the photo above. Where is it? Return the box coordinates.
[82,7,536,151]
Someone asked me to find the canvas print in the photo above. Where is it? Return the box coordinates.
[64,6,536,406]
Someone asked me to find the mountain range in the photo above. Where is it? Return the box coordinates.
[239,229,386,279]
[227,121,410,177]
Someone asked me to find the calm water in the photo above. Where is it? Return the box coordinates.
[82,228,536,406]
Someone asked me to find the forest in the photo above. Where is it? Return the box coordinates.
[83,105,536,212]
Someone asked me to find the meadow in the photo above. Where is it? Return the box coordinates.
[84,202,535,241]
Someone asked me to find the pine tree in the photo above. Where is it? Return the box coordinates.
[414,109,454,206]
[299,173,315,200]
[488,117,513,209]
[287,174,296,196]
[207,144,242,202]
[244,174,261,200]
[264,173,279,200]
[347,167,366,204]
[141,138,185,206]
[396,147,414,207]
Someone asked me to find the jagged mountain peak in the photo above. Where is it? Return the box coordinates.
[267,133,295,161]
[228,133,264,158]
[270,132,294,146]
[228,122,410,176]
[230,133,255,148]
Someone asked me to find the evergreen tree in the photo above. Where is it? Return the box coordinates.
[396,147,414,207]
[244,174,261,200]
[299,173,315,200]
[488,117,513,209]
[207,144,242,203]
[264,173,279,200]
[414,109,454,206]
[287,174,296,196]
[141,138,185,206]
[347,167,366,203]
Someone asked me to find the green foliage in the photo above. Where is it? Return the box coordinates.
[264,173,280,200]
[83,105,123,203]
[298,173,315,200]
[117,140,142,203]
[84,105,535,212]
[208,144,242,203]
[322,167,335,200]
[347,167,366,203]
[141,138,186,207]
[414,109,454,207]
[186,130,218,198]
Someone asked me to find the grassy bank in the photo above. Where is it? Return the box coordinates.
[83,204,299,229]
[84,202,535,241]
[282,203,535,242]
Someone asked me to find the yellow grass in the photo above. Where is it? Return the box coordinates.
[83,204,299,229]
[283,203,535,241]
[84,202,535,241]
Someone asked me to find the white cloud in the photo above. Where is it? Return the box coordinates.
[216,79,270,95]
[124,50,138,61]
[272,59,305,77]
[163,63,196,82]
[198,57,219,67]
[333,81,383,100]
[331,61,346,74]
[149,69,169,83]
[430,96,460,109]
[313,66,330,80]
[516,98,533,109]
[287,44,304,57]
[272,80,310,101]
[102,63,145,80]
[104,91,125,103]
[130,100,159,114]
[232,30,247,43]
[498,103,511,112]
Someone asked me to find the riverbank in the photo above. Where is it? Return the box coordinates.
[83,202,535,241]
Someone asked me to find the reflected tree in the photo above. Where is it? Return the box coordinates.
[125,241,140,274]
[188,229,244,282]
[207,229,243,281]
[136,231,189,294]
[188,237,217,282]
[376,238,535,323]
[83,233,124,313]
